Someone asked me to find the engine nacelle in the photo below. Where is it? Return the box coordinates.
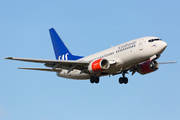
[137,60,159,75]
[88,59,110,73]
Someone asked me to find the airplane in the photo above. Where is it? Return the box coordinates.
[5,28,177,84]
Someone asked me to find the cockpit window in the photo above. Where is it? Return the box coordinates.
[148,39,162,42]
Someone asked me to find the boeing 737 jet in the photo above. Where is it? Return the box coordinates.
[5,28,176,84]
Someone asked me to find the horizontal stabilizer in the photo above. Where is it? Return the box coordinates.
[18,67,62,72]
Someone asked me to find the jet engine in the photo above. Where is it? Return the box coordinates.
[137,60,159,75]
[88,59,110,73]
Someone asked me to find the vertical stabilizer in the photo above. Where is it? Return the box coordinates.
[49,28,84,60]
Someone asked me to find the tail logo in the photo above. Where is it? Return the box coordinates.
[58,53,69,60]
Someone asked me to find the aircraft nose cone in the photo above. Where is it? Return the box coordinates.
[158,41,167,54]
[162,41,167,49]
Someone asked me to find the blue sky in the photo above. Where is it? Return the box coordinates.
[1,0,180,120]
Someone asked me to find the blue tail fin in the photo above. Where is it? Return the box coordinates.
[49,28,84,60]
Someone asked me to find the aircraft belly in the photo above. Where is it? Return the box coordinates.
[56,70,91,80]
[106,49,139,73]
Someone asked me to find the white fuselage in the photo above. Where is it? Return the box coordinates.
[57,36,167,80]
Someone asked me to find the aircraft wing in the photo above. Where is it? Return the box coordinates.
[5,57,89,64]
[158,61,177,64]
[5,57,90,72]
[18,67,62,72]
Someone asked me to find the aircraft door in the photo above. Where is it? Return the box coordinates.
[139,39,143,50]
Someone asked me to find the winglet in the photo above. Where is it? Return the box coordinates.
[4,57,13,59]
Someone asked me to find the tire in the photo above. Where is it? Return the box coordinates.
[90,77,95,83]
[95,77,100,84]
[124,77,128,84]
[119,77,123,84]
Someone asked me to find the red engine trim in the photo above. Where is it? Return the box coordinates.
[138,60,158,75]
[88,58,110,73]
[140,60,152,74]
[91,59,104,73]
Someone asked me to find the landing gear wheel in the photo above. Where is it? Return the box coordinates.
[119,77,128,84]
[119,77,123,84]
[90,77,95,83]
[124,77,128,84]
[90,76,100,84]
[95,77,100,84]
[119,71,129,84]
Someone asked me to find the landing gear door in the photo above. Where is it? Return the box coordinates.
[139,39,143,50]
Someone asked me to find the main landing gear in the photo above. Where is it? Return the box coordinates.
[119,77,128,84]
[90,76,100,84]
[119,72,128,84]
